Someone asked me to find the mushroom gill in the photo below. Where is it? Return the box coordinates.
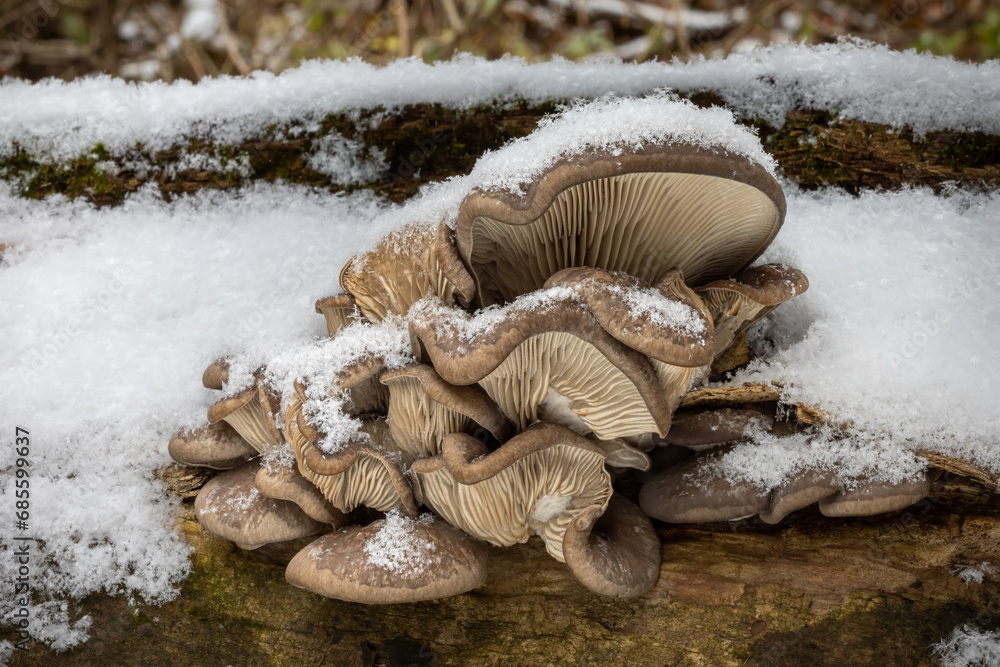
[410,423,612,562]
[380,363,513,464]
[455,143,785,307]
[340,222,476,323]
[314,293,360,337]
[695,264,810,357]
[285,382,418,517]
[206,377,283,454]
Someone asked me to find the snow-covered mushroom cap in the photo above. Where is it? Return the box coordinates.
[818,472,936,517]
[380,363,513,463]
[285,512,488,604]
[339,222,475,322]
[638,457,769,523]
[455,142,786,307]
[206,377,283,454]
[411,423,612,562]
[408,269,714,439]
[168,422,257,470]
[202,358,230,390]
[194,460,326,550]
[662,407,774,450]
[562,494,661,598]
[285,382,419,517]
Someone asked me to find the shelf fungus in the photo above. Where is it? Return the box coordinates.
[167,116,930,605]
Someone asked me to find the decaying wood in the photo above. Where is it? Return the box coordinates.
[4,98,998,207]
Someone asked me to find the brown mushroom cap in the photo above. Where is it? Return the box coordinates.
[194,460,326,549]
[254,452,351,526]
[340,221,475,323]
[638,457,769,523]
[411,423,612,562]
[758,470,837,524]
[381,363,513,463]
[695,264,809,357]
[314,293,360,337]
[408,274,711,439]
[168,422,257,469]
[456,142,786,307]
[562,494,662,598]
[662,407,774,450]
[202,359,230,390]
[285,383,419,517]
[285,513,488,604]
[818,472,935,518]
[207,378,283,454]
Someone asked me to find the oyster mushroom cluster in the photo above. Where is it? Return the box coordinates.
[167,123,898,604]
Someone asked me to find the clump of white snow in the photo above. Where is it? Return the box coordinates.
[951,563,997,586]
[0,181,389,649]
[3,41,997,164]
[933,625,1000,667]
[607,282,707,341]
[306,134,389,185]
[363,510,438,576]
[709,185,1000,488]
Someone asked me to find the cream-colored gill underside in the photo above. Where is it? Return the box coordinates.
[698,289,771,356]
[385,375,472,463]
[305,450,405,514]
[649,359,699,415]
[414,443,611,562]
[319,306,355,337]
[222,396,280,453]
[470,172,779,303]
[345,239,464,322]
[477,331,660,439]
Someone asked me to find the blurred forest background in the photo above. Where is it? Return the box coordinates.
[1,0,997,82]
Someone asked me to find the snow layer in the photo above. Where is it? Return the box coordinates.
[363,511,438,576]
[3,41,997,163]
[933,625,1000,667]
[711,186,1000,489]
[0,182,388,649]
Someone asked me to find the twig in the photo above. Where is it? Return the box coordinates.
[394,0,411,58]
[217,3,251,75]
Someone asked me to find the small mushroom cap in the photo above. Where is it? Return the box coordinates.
[254,453,351,526]
[456,142,786,306]
[194,461,326,550]
[563,494,661,598]
[638,457,768,523]
[285,513,488,604]
[818,472,935,518]
[411,423,612,562]
[314,293,359,337]
[202,359,230,390]
[207,379,284,454]
[168,422,257,469]
[759,470,838,524]
[662,407,773,450]
[339,222,475,322]
[696,264,809,357]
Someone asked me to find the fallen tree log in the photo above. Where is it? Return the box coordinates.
[3,96,999,207]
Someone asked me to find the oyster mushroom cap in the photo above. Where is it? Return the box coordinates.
[285,512,488,604]
[202,359,230,390]
[408,274,711,439]
[696,264,809,357]
[285,382,419,517]
[759,470,838,524]
[381,363,513,463]
[456,142,786,307]
[314,293,360,337]
[563,494,662,598]
[662,407,774,450]
[339,221,475,323]
[207,378,283,454]
[194,460,326,550]
[168,422,257,470]
[254,452,351,526]
[818,472,936,518]
[638,457,768,523]
[411,423,612,562]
